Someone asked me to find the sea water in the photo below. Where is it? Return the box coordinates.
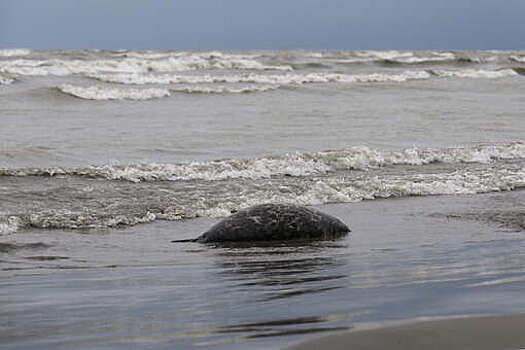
[1,49,524,349]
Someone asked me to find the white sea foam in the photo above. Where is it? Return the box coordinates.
[509,55,525,63]
[430,69,518,79]
[89,70,432,86]
[7,142,522,183]
[22,209,157,230]
[0,48,31,57]
[293,167,525,206]
[0,58,143,76]
[57,83,277,99]
[101,142,525,182]
[403,52,456,63]
[0,216,21,234]
[119,51,183,59]
[170,85,280,94]
[0,74,15,85]
[0,52,292,76]
[57,84,171,100]
[348,51,457,64]
[4,164,524,230]
[192,166,525,218]
[356,50,414,60]
[89,68,516,88]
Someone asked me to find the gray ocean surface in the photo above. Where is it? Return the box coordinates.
[1,49,525,349]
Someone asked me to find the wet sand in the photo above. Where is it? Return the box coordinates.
[286,313,525,350]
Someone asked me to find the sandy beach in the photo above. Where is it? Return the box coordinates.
[286,313,525,350]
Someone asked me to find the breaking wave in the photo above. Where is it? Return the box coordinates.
[3,142,524,182]
[0,216,21,235]
[513,67,525,76]
[89,70,432,85]
[428,68,518,79]
[332,51,458,65]
[169,84,280,94]
[90,67,519,88]
[0,73,15,85]
[0,48,31,57]
[56,83,279,99]
[2,165,524,232]
[0,52,292,76]
[509,55,525,63]
[57,84,171,100]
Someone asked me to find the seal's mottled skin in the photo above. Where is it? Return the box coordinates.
[173,204,350,243]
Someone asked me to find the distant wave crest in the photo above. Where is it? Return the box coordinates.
[0,48,31,57]
[0,52,293,76]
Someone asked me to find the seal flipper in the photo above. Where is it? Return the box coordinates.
[171,238,199,243]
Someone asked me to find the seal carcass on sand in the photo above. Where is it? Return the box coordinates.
[172,203,350,243]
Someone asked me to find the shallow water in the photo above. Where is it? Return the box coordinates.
[2,191,525,349]
[1,49,525,349]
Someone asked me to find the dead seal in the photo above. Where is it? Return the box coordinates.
[172,203,350,243]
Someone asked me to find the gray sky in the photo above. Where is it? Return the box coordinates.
[1,0,524,50]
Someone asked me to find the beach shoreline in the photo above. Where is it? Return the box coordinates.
[286,312,525,350]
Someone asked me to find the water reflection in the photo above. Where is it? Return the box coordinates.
[211,315,350,339]
[213,241,349,299]
[201,240,352,341]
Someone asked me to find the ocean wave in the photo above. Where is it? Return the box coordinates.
[90,67,518,87]
[56,83,278,99]
[0,48,31,57]
[170,84,280,94]
[335,51,458,65]
[0,216,21,235]
[0,52,292,76]
[89,70,432,85]
[3,165,524,232]
[194,166,525,218]
[383,52,457,64]
[289,167,525,206]
[428,68,518,79]
[5,210,157,232]
[0,73,15,85]
[331,51,505,66]
[509,55,525,63]
[3,142,523,182]
[513,67,525,76]
[57,84,171,100]
[117,51,184,60]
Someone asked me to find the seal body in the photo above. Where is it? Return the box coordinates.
[190,204,350,243]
